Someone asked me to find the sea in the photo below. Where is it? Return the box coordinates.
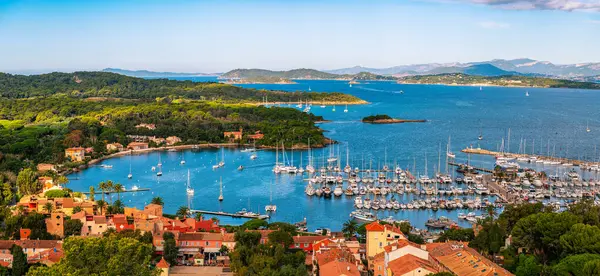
[67,77,600,231]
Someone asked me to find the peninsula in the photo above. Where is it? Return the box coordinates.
[361,114,427,124]
[397,73,600,90]
[220,68,396,81]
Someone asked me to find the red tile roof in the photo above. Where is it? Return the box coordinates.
[293,235,327,244]
[156,257,170,268]
[388,254,439,275]
[222,233,235,242]
[365,222,385,231]
[384,239,422,253]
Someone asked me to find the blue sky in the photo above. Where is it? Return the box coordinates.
[0,0,599,73]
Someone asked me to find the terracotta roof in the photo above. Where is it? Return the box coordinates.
[15,240,59,249]
[178,232,223,241]
[55,198,74,208]
[156,257,170,268]
[0,261,9,268]
[93,216,107,224]
[71,211,86,220]
[66,147,85,151]
[388,254,439,275]
[293,235,327,244]
[0,241,15,250]
[383,224,405,236]
[365,222,385,232]
[112,215,128,224]
[319,259,361,276]
[427,242,513,276]
[384,239,422,253]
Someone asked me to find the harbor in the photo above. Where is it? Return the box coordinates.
[67,79,600,231]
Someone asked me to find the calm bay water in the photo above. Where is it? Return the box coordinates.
[68,78,600,230]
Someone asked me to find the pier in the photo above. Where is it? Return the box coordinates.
[190,209,269,220]
[83,188,150,194]
[461,147,598,167]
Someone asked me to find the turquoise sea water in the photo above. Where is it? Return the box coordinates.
[67,77,600,230]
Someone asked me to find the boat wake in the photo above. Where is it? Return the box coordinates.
[356,86,402,94]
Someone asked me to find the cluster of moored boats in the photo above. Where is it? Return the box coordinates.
[352,196,496,211]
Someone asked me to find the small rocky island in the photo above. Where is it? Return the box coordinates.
[361,114,426,124]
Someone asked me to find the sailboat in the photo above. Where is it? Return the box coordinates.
[349,83,352,88]
[308,86,311,92]
[479,86,482,91]
[156,154,163,176]
[525,91,529,97]
[343,104,348,113]
[332,105,336,112]
[180,152,186,165]
[446,136,456,158]
[186,170,194,196]
[478,123,483,140]
[219,148,225,167]
[306,138,315,173]
[127,154,133,179]
[218,177,224,201]
[587,121,591,133]
[265,181,277,212]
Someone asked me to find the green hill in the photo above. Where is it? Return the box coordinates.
[220,68,395,81]
[397,73,600,89]
[0,71,364,103]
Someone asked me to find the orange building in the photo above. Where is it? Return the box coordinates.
[65,147,85,162]
[224,127,243,142]
[247,131,264,140]
[127,142,149,150]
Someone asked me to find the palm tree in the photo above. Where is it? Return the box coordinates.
[176,206,190,219]
[113,183,124,201]
[106,180,115,203]
[96,200,106,215]
[89,186,95,201]
[56,175,69,189]
[43,202,54,214]
[194,212,204,221]
[342,219,358,239]
[98,181,106,202]
[113,200,124,214]
[151,197,164,206]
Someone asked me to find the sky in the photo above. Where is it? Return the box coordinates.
[0,0,599,73]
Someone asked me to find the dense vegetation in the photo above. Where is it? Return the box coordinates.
[226,76,296,84]
[0,72,362,103]
[362,114,392,122]
[397,73,600,89]
[27,235,157,275]
[436,201,600,275]
[221,68,394,80]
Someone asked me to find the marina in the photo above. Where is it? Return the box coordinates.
[68,79,600,231]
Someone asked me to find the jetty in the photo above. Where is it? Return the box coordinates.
[190,209,269,220]
[83,188,150,194]
[462,147,597,167]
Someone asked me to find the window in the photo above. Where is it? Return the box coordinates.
[216,242,219,247]
[205,241,209,246]
[379,242,382,247]
[295,243,300,248]
[304,243,309,247]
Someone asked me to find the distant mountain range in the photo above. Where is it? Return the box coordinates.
[102,68,220,77]
[327,59,600,78]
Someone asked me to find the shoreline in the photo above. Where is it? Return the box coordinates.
[74,140,337,174]
[251,100,369,106]
[396,82,600,90]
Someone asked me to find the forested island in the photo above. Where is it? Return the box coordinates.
[222,76,296,84]
[0,72,365,175]
[397,73,600,89]
[362,114,426,124]
[220,68,395,81]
